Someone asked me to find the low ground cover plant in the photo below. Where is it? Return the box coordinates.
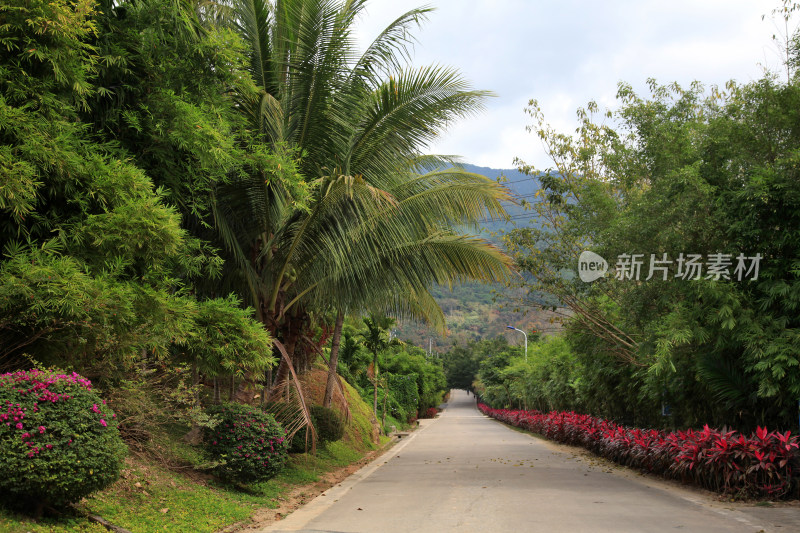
[204,403,288,483]
[479,404,800,499]
[0,369,127,509]
[310,405,345,444]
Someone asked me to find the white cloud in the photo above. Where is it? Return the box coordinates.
[355,0,783,170]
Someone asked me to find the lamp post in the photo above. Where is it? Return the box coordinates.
[506,326,527,361]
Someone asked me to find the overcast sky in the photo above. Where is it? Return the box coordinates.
[354,0,786,170]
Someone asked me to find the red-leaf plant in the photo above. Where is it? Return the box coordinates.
[478,404,799,499]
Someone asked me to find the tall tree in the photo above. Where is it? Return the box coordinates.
[359,315,395,417]
[507,76,800,429]
[208,0,515,402]
[0,0,276,383]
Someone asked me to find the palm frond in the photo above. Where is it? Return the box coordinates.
[266,339,317,451]
[350,65,494,177]
[350,6,432,80]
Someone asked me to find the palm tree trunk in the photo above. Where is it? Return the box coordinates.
[381,380,388,429]
[261,367,272,406]
[323,310,344,408]
[270,313,301,401]
[373,352,378,418]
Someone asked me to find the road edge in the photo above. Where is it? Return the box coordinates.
[258,418,441,532]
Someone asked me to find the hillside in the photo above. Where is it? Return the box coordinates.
[395,164,558,352]
[461,163,541,235]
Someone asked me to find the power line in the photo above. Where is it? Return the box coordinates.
[477,213,541,224]
[500,177,539,185]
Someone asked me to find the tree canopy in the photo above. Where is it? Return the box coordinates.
[505,75,800,430]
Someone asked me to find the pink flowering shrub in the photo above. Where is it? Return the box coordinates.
[0,369,127,507]
[478,404,800,499]
[204,403,288,483]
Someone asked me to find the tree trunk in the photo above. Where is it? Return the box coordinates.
[323,310,344,408]
[381,381,388,430]
[229,375,235,401]
[192,361,200,409]
[261,367,272,406]
[269,313,301,401]
[183,360,203,445]
[213,377,220,403]
[373,352,378,418]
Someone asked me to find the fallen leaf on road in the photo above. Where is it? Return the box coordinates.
[159,508,169,514]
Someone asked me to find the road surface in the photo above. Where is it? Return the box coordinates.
[265,389,799,533]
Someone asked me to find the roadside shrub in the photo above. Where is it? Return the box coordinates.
[478,404,800,499]
[288,426,314,453]
[0,369,127,508]
[310,405,345,444]
[204,403,288,483]
[387,373,418,417]
[420,407,439,419]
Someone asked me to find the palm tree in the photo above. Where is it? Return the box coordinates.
[203,0,515,440]
[359,315,395,417]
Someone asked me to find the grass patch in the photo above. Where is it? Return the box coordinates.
[0,510,106,533]
[382,413,405,433]
[148,422,211,468]
[80,459,260,532]
[341,381,380,451]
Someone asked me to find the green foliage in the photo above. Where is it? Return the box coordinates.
[204,403,288,483]
[472,338,518,408]
[506,73,800,430]
[0,369,126,507]
[0,246,191,372]
[442,343,482,391]
[183,296,275,378]
[387,372,419,419]
[381,346,447,414]
[309,405,345,444]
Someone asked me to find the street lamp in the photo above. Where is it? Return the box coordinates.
[506,326,527,361]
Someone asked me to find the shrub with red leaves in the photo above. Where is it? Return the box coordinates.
[478,404,799,498]
[420,407,439,419]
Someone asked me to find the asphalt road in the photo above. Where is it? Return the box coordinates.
[264,389,799,533]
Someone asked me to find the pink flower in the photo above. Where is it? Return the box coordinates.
[100,419,107,427]
[15,422,22,430]
[38,426,45,434]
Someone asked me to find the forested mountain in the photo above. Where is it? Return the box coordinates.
[395,164,555,352]
[460,163,541,235]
